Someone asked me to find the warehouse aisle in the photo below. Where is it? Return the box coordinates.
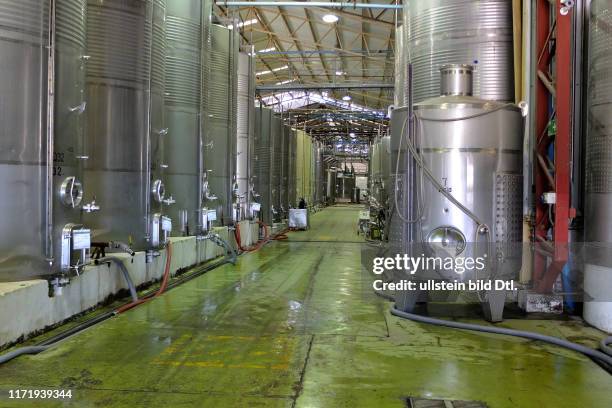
[1,206,611,407]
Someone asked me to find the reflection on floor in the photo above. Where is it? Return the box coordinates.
[0,205,610,407]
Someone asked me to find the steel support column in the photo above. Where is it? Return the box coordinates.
[533,0,574,293]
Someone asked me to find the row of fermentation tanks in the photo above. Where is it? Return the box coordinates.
[0,0,324,283]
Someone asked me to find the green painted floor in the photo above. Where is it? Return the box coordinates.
[1,206,611,407]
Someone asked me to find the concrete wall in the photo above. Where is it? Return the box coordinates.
[0,222,262,348]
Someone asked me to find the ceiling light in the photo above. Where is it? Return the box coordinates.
[322,14,339,23]
[228,18,258,30]
[256,65,288,76]
[335,71,345,76]
[275,79,296,85]
[342,95,352,101]
[350,133,356,138]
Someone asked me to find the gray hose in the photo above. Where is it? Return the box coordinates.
[389,307,612,367]
[208,233,237,265]
[0,346,50,364]
[602,337,612,356]
[99,257,138,302]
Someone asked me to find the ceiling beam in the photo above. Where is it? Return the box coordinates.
[257,82,393,91]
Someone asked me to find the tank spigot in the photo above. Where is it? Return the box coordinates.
[163,195,176,206]
[82,200,100,213]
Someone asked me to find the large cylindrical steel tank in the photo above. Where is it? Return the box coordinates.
[205,24,237,225]
[394,24,409,107]
[336,171,355,202]
[392,65,523,321]
[313,142,324,206]
[404,0,514,103]
[236,52,255,220]
[0,1,50,280]
[53,0,92,275]
[280,123,291,214]
[270,115,282,220]
[325,169,337,205]
[369,136,390,208]
[83,0,169,250]
[165,0,203,236]
[584,0,612,332]
[253,107,273,224]
[288,128,298,207]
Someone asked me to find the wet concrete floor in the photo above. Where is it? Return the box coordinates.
[0,206,610,407]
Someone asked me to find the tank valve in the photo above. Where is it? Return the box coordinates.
[82,200,100,213]
[478,225,490,235]
[560,0,574,15]
[48,275,70,297]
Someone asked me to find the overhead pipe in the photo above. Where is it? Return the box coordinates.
[217,1,402,9]
[257,83,393,91]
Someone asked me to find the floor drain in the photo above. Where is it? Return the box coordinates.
[405,397,488,408]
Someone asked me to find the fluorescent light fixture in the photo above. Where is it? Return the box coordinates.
[249,47,275,56]
[258,47,276,53]
[342,95,352,101]
[322,14,339,23]
[228,18,258,30]
[256,65,289,76]
[275,79,296,85]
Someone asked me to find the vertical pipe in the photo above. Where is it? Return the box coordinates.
[144,1,154,244]
[45,0,56,266]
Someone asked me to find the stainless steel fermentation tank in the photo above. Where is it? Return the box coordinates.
[0,0,51,280]
[254,107,274,225]
[369,136,390,209]
[82,0,171,250]
[53,0,92,278]
[288,128,298,207]
[391,65,523,322]
[313,143,325,206]
[325,169,337,205]
[336,172,355,202]
[586,0,612,247]
[394,24,409,107]
[205,23,238,225]
[270,115,283,220]
[164,0,213,236]
[236,52,255,220]
[280,123,292,214]
[584,0,612,330]
[404,0,515,103]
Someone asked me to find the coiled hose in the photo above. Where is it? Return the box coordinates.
[234,221,288,252]
[114,242,173,314]
[374,291,612,368]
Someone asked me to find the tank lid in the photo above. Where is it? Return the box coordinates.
[440,64,473,97]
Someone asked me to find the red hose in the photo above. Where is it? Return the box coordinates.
[234,221,288,252]
[115,241,173,314]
